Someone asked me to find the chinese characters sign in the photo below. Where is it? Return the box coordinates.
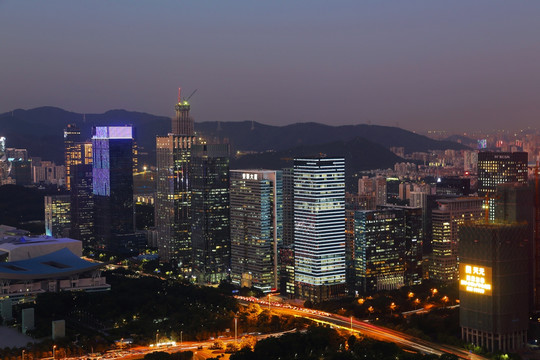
[459,263,492,296]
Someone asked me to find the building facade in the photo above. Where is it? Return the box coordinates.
[294,158,346,301]
[459,223,529,352]
[477,152,528,220]
[230,170,282,293]
[430,197,484,282]
[190,143,230,284]
[92,126,135,252]
[44,195,71,238]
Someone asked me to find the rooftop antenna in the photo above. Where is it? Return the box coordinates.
[178,88,182,103]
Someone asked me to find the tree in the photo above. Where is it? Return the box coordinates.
[144,351,171,360]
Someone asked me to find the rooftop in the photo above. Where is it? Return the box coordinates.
[0,248,105,280]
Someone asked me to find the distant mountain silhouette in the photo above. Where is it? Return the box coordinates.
[0,107,467,168]
[197,121,468,153]
[231,136,403,170]
[0,107,170,165]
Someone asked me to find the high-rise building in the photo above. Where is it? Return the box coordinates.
[172,89,194,136]
[380,205,424,286]
[64,124,82,191]
[70,163,94,247]
[354,209,405,293]
[280,167,295,296]
[92,126,135,252]
[459,222,529,353]
[44,195,71,238]
[155,92,196,267]
[294,158,345,301]
[345,193,375,289]
[190,143,230,284]
[155,134,195,266]
[477,152,528,220]
[430,197,484,282]
[230,170,282,293]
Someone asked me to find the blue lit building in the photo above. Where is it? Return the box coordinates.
[92,126,136,252]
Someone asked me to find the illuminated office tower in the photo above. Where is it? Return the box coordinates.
[190,143,230,284]
[477,152,528,220]
[459,222,529,353]
[294,158,345,301]
[430,197,484,282]
[155,134,195,266]
[230,170,282,293]
[379,205,425,286]
[354,209,406,293]
[44,195,71,238]
[155,92,196,267]
[92,126,135,251]
[64,124,82,190]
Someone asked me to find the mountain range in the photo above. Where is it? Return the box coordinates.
[0,107,467,171]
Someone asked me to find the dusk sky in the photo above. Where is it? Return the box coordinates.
[1,1,540,132]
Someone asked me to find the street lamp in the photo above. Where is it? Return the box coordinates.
[442,296,449,308]
[180,331,183,348]
[390,302,396,315]
[21,349,25,360]
[155,330,159,346]
[52,345,57,360]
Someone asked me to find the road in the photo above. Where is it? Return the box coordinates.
[236,296,479,360]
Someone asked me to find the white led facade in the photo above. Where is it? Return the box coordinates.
[294,158,346,286]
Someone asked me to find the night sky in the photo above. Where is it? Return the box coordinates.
[1,1,540,132]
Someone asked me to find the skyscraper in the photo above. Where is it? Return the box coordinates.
[155,92,196,267]
[191,143,230,284]
[459,222,529,352]
[280,167,295,296]
[354,209,405,293]
[64,124,82,191]
[70,163,94,248]
[477,152,528,220]
[294,158,345,301]
[230,170,282,293]
[155,134,195,266]
[430,197,484,282]
[92,126,135,252]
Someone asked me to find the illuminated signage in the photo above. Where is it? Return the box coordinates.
[242,173,258,180]
[459,263,492,296]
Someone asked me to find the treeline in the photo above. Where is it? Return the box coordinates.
[230,325,460,360]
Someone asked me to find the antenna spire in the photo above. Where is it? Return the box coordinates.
[178,88,182,103]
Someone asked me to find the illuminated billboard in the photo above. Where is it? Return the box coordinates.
[477,139,487,149]
[459,263,492,296]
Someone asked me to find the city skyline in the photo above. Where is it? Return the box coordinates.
[2,2,540,132]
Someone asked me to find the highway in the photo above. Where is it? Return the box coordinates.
[235,296,480,360]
